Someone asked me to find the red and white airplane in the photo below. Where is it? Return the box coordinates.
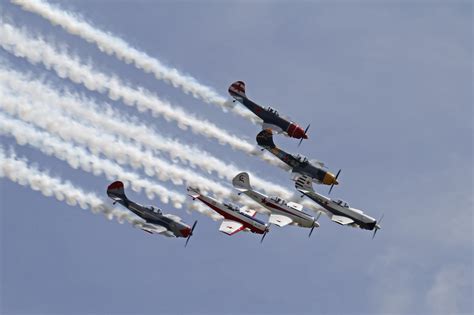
[232,172,321,237]
[187,187,270,242]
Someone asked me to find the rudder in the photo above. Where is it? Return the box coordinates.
[228,81,246,99]
[232,172,252,191]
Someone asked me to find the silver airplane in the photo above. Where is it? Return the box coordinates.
[107,181,197,246]
[187,187,270,242]
[295,175,383,238]
[232,172,321,237]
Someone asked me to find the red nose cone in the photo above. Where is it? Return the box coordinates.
[287,124,307,139]
[180,227,192,238]
[293,126,307,139]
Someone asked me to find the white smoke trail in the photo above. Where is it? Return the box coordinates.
[0,145,133,222]
[0,22,283,169]
[0,67,293,198]
[0,112,186,208]
[0,145,220,229]
[0,88,236,200]
[11,0,259,124]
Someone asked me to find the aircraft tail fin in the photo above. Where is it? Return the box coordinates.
[232,172,252,192]
[107,181,128,202]
[256,129,276,149]
[228,81,246,99]
[187,187,201,199]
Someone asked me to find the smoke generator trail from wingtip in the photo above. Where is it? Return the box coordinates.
[0,67,292,199]
[11,0,259,124]
[0,22,283,169]
[0,112,186,208]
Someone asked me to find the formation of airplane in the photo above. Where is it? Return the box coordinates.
[232,172,321,237]
[187,187,270,242]
[105,80,382,244]
[295,175,382,238]
[228,81,310,143]
[107,181,197,246]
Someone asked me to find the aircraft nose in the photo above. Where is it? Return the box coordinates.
[180,227,192,238]
[295,127,307,139]
[322,172,338,185]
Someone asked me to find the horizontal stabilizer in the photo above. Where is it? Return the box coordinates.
[269,214,293,227]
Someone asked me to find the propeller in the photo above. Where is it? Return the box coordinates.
[298,124,311,147]
[328,169,342,195]
[184,220,198,247]
[372,214,384,239]
[260,225,270,243]
[308,212,322,237]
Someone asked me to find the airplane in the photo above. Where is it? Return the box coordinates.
[232,172,321,237]
[256,129,341,191]
[107,181,197,246]
[295,175,382,238]
[187,187,270,242]
[228,81,309,144]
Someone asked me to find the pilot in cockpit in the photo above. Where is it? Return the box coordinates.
[149,206,162,214]
[267,106,279,116]
[295,154,308,164]
[335,200,349,208]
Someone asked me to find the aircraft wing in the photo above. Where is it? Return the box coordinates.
[330,215,354,226]
[241,208,257,217]
[287,201,303,211]
[162,213,182,222]
[134,222,168,234]
[268,214,293,227]
[219,220,245,236]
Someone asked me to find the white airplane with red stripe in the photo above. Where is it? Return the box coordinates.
[232,172,321,237]
[187,187,270,242]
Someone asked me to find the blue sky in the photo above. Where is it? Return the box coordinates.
[1,1,472,314]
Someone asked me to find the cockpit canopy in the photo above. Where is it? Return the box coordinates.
[270,196,287,205]
[148,205,162,214]
[294,154,309,164]
[266,106,279,116]
[224,202,240,212]
[334,199,350,208]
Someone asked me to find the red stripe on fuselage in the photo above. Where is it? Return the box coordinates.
[197,197,265,234]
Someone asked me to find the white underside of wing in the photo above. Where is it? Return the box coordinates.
[331,215,354,225]
[269,214,293,227]
[219,220,244,235]
[135,222,169,235]
[240,208,257,217]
